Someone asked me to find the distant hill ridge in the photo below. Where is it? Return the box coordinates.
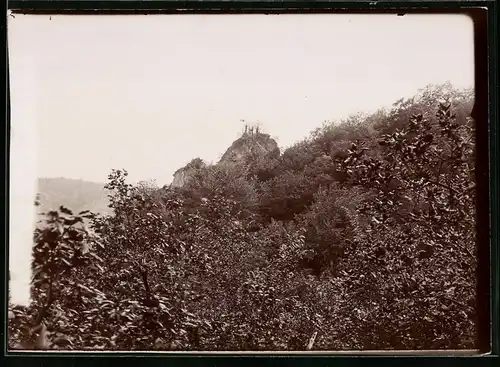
[36,177,112,216]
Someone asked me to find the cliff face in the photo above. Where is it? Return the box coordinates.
[219,131,280,164]
[171,158,206,188]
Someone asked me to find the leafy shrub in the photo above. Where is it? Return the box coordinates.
[329,102,476,349]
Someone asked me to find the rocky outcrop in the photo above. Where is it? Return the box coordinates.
[219,128,280,165]
[171,158,206,188]
[171,127,280,188]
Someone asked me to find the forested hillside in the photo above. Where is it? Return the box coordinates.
[9,83,478,351]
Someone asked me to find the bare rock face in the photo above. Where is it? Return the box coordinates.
[219,129,280,165]
[171,127,279,188]
[171,158,206,188]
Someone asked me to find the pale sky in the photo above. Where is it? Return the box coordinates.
[9,13,474,186]
[7,13,474,306]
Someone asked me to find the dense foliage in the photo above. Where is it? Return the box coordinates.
[9,83,477,351]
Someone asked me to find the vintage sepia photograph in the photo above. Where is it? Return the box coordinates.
[8,13,478,352]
